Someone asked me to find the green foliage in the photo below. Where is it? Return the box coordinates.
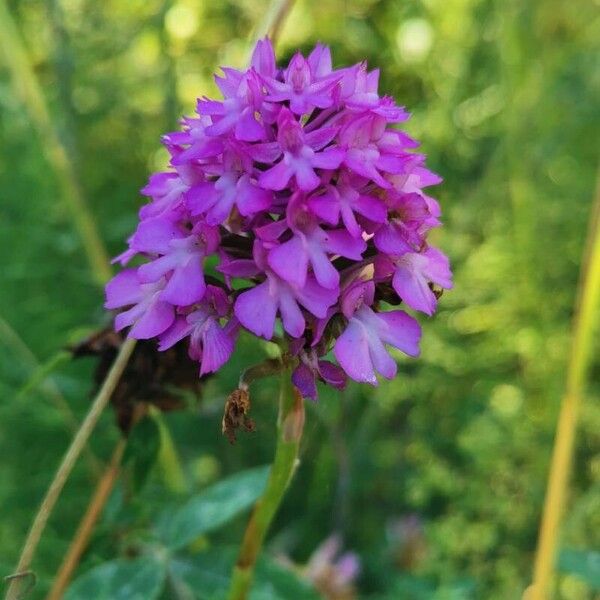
[170,550,320,600]
[123,416,161,491]
[64,556,167,600]
[558,549,600,590]
[156,465,270,551]
[0,0,598,599]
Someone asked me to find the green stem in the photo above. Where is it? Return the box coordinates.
[0,0,111,285]
[227,370,305,600]
[4,338,136,600]
[529,172,600,599]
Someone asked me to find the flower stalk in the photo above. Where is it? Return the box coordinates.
[528,173,600,599]
[0,0,111,285]
[227,369,305,600]
[4,338,136,600]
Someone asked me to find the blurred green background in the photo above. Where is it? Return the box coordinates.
[0,0,598,598]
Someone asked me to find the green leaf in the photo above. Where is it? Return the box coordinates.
[64,556,167,600]
[169,548,320,600]
[123,416,161,491]
[156,465,270,550]
[558,548,600,589]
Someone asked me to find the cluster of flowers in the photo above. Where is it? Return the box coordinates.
[105,39,452,399]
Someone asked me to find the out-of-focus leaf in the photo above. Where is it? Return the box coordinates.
[156,465,269,550]
[169,548,320,600]
[64,556,167,600]
[123,415,161,490]
[558,548,600,589]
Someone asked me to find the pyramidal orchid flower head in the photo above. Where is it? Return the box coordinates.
[105,38,452,396]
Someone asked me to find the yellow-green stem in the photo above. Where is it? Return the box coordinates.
[4,338,136,600]
[227,371,305,600]
[528,174,600,599]
[0,0,111,285]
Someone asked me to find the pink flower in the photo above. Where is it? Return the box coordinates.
[105,39,451,388]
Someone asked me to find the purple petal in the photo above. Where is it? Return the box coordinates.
[235,108,264,142]
[132,218,182,254]
[325,229,366,260]
[234,281,277,339]
[304,126,338,150]
[137,253,179,283]
[307,43,332,77]
[186,182,218,216]
[353,194,387,223]
[293,160,321,192]
[375,310,421,357]
[268,236,308,288]
[296,277,338,318]
[374,223,413,255]
[307,191,340,225]
[236,176,272,216]
[105,269,141,309]
[161,257,206,306]
[312,147,344,169]
[129,299,174,339]
[317,360,347,390]
[333,319,377,385]
[292,362,318,401]
[158,317,193,351]
[392,255,436,315]
[367,332,397,379]
[251,38,276,77]
[278,290,305,337]
[425,247,453,289]
[200,319,235,375]
[308,244,339,289]
[259,161,293,191]
[217,258,261,278]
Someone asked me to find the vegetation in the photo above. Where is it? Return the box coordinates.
[0,0,598,598]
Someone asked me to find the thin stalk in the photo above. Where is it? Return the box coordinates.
[227,371,305,600]
[248,0,295,51]
[150,408,188,495]
[0,0,111,284]
[45,439,126,600]
[528,173,600,599]
[4,338,136,600]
